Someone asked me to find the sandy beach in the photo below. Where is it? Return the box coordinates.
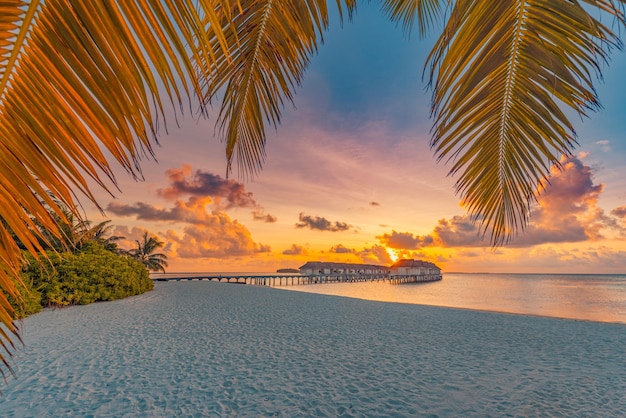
[2,281,625,416]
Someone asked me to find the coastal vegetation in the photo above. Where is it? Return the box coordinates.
[3,201,160,318]
[1,0,625,378]
[15,242,152,317]
[128,232,169,273]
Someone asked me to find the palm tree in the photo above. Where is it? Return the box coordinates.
[26,201,119,253]
[129,232,168,273]
[0,0,624,377]
[35,204,91,253]
[84,220,126,253]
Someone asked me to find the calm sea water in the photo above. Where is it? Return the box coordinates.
[153,272,626,324]
[279,273,626,324]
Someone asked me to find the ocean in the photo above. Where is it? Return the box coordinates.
[153,272,626,324]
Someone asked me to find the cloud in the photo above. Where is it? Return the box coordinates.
[111,225,153,252]
[158,165,256,208]
[295,212,353,232]
[611,206,626,218]
[282,244,308,255]
[377,157,625,249]
[377,230,435,249]
[108,197,216,225]
[153,165,277,222]
[163,213,271,259]
[432,216,483,247]
[513,156,615,246]
[595,140,611,152]
[356,245,392,265]
[329,244,355,254]
[108,196,271,259]
[252,210,278,223]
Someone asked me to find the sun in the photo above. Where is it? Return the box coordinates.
[386,248,399,263]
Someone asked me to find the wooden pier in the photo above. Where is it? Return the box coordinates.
[151,273,441,286]
[388,275,443,284]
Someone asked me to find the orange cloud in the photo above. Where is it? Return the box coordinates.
[377,230,435,249]
[282,244,308,255]
[112,225,153,251]
[356,245,392,265]
[108,195,270,259]
[329,244,355,254]
[164,212,271,259]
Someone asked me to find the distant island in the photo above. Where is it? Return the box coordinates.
[276,268,300,273]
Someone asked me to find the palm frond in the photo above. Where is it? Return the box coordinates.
[380,0,445,37]
[0,0,228,380]
[203,0,355,178]
[426,0,625,245]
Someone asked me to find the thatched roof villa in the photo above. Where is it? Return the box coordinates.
[299,259,441,279]
[389,259,441,277]
[299,262,389,276]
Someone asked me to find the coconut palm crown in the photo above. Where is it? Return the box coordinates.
[1,0,625,378]
[129,232,169,273]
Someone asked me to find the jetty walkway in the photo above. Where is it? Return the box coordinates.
[151,273,442,286]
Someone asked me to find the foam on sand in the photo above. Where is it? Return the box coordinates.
[2,281,625,416]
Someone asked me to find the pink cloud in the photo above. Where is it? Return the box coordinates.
[112,225,152,251]
[145,165,277,222]
[158,165,257,208]
[611,205,626,218]
[377,157,624,249]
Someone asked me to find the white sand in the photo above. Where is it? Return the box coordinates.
[2,281,625,417]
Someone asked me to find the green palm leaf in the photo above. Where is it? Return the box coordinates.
[426,0,625,244]
[131,231,168,273]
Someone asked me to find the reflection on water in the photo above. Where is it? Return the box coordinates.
[278,273,626,324]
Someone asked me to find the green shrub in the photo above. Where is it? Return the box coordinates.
[3,275,43,319]
[22,242,153,308]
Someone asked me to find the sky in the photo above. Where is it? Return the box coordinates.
[85,4,626,274]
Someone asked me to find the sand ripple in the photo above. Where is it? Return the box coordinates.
[2,282,625,417]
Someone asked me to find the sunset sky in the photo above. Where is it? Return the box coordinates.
[85,5,626,274]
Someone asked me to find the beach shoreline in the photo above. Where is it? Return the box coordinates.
[276,284,626,325]
[3,281,625,416]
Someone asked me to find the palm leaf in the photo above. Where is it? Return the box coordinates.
[0,0,229,380]
[426,0,625,244]
[202,0,355,178]
[380,0,445,37]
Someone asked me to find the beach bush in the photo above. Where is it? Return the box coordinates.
[3,275,43,319]
[21,242,153,308]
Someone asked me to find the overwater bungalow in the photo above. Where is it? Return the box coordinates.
[298,261,389,276]
[389,259,442,282]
